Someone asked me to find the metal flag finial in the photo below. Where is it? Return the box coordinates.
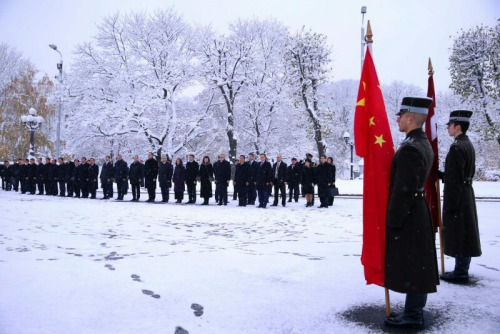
[366,20,373,43]
[428,57,434,75]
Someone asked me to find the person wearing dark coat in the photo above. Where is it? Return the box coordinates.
[11,159,20,192]
[19,159,28,194]
[27,158,37,194]
[185,154,199,204]
[271,154,288,207]
[114,155,128,200]
[255,153,273,208]
[43,158,51,195]
[56,157,67,196]
[213,154,231,206]
[246,153,258,205]
[47,159,58,196]
[64,157,75,197]
[384,97,438,330]
[0,163,4,190]
[129,155,144,202]
[199,156,213,205]
[315,156,334,208]
[327,157,336,206]
[158,155,173,203]
[173,158,186,203]
[78,157,90,198]
[231,159,238,201]
[87,158,99,199]
[144,152,158,202]
[436,110,481,283]
[234,155,249,207]
[287,158,302,203]
[73,159,81,198]
[100,155,114,199]
[301,160,315,207]
[2,161,12,191]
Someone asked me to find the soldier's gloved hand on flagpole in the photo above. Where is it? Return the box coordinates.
[435,169,445,180]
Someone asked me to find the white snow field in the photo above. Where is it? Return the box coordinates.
[0,182,499,334]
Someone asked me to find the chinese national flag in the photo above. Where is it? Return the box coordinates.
[354,47,394,287]
[424,70,440,232]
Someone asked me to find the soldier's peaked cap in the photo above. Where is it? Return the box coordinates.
[446,110,473,125]
[397,97,433,116]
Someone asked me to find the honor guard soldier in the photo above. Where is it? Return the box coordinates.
[144,152,158,202]
[384,97,439,329]
[436,110,481,283]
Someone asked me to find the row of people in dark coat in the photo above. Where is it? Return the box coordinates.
[1,152,337,208]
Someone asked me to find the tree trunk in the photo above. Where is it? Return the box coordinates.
[301,84,326,157]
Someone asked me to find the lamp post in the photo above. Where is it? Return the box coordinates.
[49,44,63,159]
[361,6,367,73]
[21,108,44,159]
[343,131,354,180]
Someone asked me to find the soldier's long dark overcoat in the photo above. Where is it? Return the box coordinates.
[385,129,439,294]
[158,161,173,189]
[442,134,481,257]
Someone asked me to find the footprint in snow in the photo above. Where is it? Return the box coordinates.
[174,327,189,334]
[104,264,115,271]
[191,303,204,317]
[131,274,142,282]
[142,289,160,299]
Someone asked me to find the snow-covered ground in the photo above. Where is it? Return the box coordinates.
[0,182,499,334]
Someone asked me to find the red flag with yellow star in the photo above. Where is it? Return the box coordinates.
[354,47,394,287]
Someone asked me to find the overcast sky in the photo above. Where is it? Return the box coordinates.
[1,0,498,92]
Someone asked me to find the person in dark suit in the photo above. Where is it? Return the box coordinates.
[73,159,81,198]
[437,110,481,283]
[246,153,258,205]
[0,163,4,190]
[271,154,287,207]
[287,158,302,203]
[255,153,273,208]
[144,152,158,202]
[35,158,45,195]
[12,159,20,192]
[384,97,438,329]
[100,155,114,199]
[27,158,37,194]
[114,155,128,200]
[315,155,334,208]
[56,157,67,196]
[158,155,173,203]
[231,159,239,201]
[47,158,58,196]
[88,158,99,199]
[129,155,144,202]
[199,156,213,205]
[327,157,336,206]
[19,159,28,194]
[65,157,75,197]
[43,157,51,195]
[185,154,199,204]
[3,161,12,191]
[78,157,90,198]
[173,158,186,203]
[233,155,249,207]
[214,154,231,206]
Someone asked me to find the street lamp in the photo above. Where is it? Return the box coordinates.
[361,6,367,73]
[49,44,63,159]
[21,108,44,159]
[343,131,354,180]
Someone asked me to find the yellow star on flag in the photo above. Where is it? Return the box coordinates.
[374,134,386,147]
[369,116,375,127]
[356,98,365,107]
[363,81,366,90]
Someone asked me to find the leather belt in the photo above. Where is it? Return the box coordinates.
[414,188,426,198]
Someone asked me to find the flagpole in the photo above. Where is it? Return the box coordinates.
[428,58,445,275]
[365,20,391,317]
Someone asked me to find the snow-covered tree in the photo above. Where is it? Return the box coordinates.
[65,9,215,160]
[285,27,332,157]
[449,20,500,144]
